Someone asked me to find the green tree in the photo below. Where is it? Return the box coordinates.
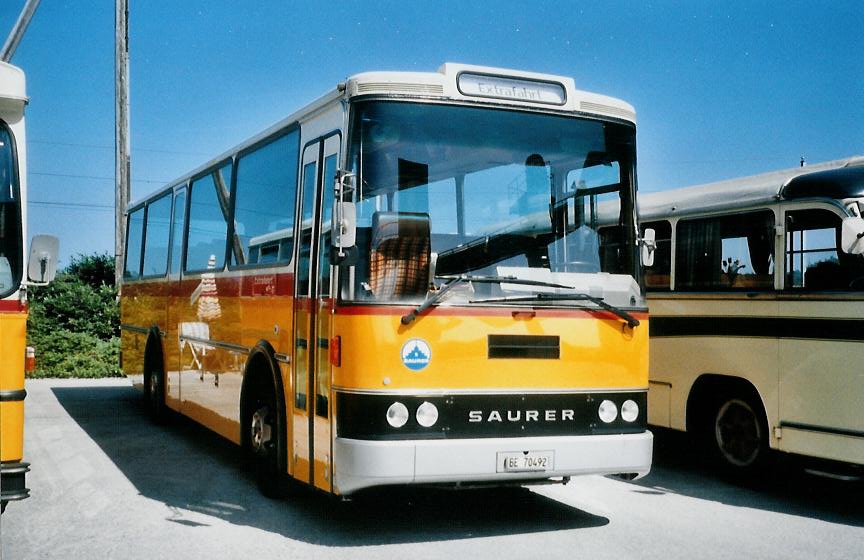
[27,253,121,378]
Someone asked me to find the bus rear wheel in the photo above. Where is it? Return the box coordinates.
[144,365,168,424]
[710,394,768,473]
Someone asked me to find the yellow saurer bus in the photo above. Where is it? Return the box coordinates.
[640,156,864,474]
[0,61,57,513]
[120,63,652,497]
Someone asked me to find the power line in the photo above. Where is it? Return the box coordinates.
[29,170,168,184]
[28,138,209,157]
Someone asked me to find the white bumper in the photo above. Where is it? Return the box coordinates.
[333,431,653,495]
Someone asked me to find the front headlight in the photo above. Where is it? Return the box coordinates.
[598,399,618,423]
[386,402,409,428]
[621,399,639,422]
[415,401,439,427]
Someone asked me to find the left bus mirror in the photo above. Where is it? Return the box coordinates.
[841,217,864,255]
[640,228,656,267]
[27,235,59,284]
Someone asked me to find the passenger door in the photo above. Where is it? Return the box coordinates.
[777,203,864,458]
[292,134,339,491]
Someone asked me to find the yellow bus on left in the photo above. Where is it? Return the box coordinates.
[0,61,58,514]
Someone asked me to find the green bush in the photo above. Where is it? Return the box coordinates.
[27,253,120,378]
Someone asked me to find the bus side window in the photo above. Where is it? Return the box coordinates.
[186,162,233,272]
[641,220,671,290]
[785,209,864,291]
[232,130,299,267]
[124,207,145,279]
[141,194,172,277]
[676,211,774,291]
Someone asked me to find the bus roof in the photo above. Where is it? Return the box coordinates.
[130,63,636,210]
[0,61,27,113]
[638,155,864,221]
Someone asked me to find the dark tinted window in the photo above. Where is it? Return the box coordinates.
[232,131,299,267]
[186,162,233,272]
[141,194,172,277]
[124,207,145,279]
[641,220,672,290]
[0,124,22,296]
[676,211,775,291]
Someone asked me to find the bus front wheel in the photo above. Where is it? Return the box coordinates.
[244,380,283,498]
[710,394,769,473]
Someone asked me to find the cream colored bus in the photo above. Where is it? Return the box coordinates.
[639,156,864,473]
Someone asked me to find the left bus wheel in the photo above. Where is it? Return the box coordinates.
[246,385,283,498]
[144,367,168,425]
[711,395,768,472]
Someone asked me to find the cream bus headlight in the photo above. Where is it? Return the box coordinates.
[415,401,439,427]
[598,400,618,423]
[386,402,409,428]
[621,399,639,422]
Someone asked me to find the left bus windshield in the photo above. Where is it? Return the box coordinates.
[0,125,22,298]
[342,101,640,307]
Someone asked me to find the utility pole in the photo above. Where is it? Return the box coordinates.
[0,0,41,62]
[115,0,130,287]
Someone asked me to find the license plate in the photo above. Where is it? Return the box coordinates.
[497,450,554,473]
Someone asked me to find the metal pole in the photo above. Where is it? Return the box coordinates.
[115,0,130,287]
[0,0,41,62]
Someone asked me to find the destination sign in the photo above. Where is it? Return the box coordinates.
[458,73,566,105]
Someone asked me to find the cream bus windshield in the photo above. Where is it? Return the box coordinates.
[343,101,640,306]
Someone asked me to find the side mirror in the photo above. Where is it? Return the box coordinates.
[640,228,656,267]
[27,234,59,284]
[841,217,864,254]
[332,170,357,258]
[333,200,356,252]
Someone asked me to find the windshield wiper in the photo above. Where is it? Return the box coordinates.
[400,274,574,325]
[469,293,641,329]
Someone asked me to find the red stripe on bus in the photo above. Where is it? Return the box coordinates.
[0,300,26,313]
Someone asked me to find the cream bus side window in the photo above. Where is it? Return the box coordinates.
[785,208,864,291]
[675,211,775,291]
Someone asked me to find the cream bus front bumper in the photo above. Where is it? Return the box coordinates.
[333,431,653,495]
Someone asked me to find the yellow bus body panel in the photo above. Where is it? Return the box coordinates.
[0,310,27,462]
[332,310,648,391]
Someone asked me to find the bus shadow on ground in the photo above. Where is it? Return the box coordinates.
[633,428,864,528]
[51,384,607,545]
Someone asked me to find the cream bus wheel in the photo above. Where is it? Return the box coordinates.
[712,396,767,471]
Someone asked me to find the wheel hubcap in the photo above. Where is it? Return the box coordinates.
[250,406,272,453]
[715,398,761,467]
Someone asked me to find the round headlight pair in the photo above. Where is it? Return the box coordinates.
[386,401,439,428]
[598,399,639,423]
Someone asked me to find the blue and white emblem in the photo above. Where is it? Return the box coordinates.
[401,338,431,371]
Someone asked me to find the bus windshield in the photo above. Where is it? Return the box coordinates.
[342,101,641,307]
[0,125,22,298]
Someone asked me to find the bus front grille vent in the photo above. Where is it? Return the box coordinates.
[355,82,445,96]
[488,335,560,360]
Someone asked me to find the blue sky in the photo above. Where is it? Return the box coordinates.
[2,1,862,265]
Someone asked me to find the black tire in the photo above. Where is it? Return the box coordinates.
[710,392,769,473]
[144,364,168,425]
[244,379,284,498]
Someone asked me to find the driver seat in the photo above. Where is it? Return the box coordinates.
[369,212,431,299]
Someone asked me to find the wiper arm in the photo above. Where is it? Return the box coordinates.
[469,293,641,329]
[400,274,574,325]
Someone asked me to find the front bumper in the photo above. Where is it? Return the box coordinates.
[0,461,30,504]
[333,431,652,495]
